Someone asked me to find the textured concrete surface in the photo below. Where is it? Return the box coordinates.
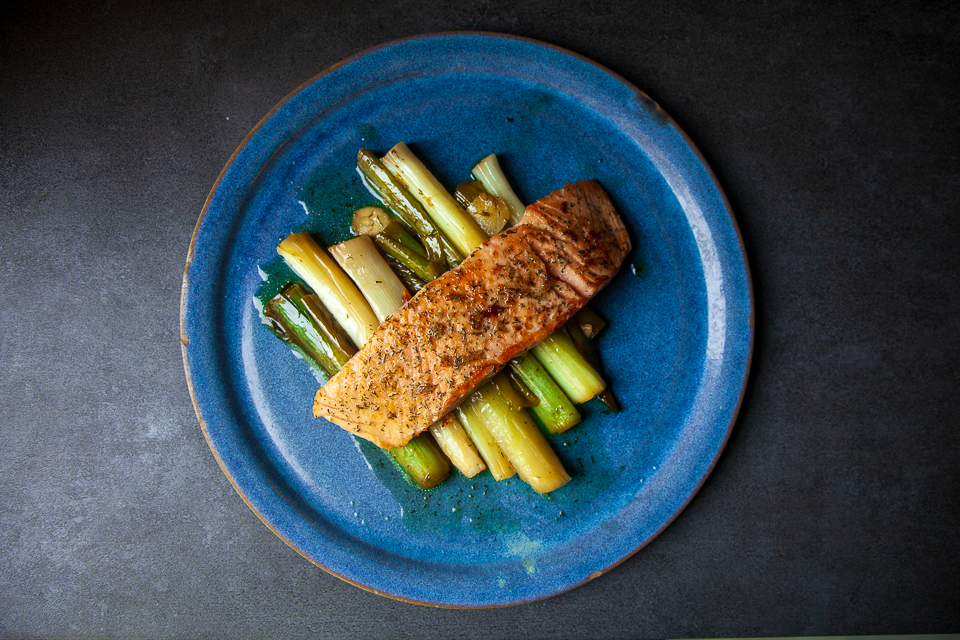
[1,0,958,637]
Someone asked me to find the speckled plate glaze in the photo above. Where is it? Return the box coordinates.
[181,32,753,607]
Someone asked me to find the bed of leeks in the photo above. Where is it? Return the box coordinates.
[262,143,619,493]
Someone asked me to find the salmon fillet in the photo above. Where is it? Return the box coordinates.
[313,180,631,449]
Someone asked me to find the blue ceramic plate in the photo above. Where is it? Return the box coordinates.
[181,32,753,607]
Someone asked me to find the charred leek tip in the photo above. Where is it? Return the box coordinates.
[471,153,526,226]
[277,232,379,349]
[596,388,620,413]
[389,433,451,489]
[470,377,571,494]
[329,235,408,325]
[381,142,488,257]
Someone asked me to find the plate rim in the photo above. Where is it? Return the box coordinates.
[180,30,755,608]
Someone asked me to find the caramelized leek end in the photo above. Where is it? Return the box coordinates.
[429,415,486,479]
[531,329,607,404]
[454,180,510,237]
[455,404,516,482]
[573,306,608,339]
[389,433,451,489]
[277,232,378,348]
[329,235,408,325]
[471,153,526,225]
[468,377,571,494]
[261,283,357,379]
[509,353,582,434]
[381,142,488,257]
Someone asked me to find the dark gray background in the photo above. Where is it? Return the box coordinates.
[2,0,958,638]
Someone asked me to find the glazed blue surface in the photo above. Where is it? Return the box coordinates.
[181,32,753,607]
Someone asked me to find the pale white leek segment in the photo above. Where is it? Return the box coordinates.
[381,142,488,256]
[532,331,606,404]
[471,153,526,225]
[455,404,516,481]
[429,415,486,478]
[277,233,379,349]
[469,378,571,494]
[328,235,408,325]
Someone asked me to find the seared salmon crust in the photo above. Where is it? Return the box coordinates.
[313,180,631,449]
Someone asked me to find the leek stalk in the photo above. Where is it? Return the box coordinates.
[261,283,356,379]
[454,404,516,481]
[389,433,451,490]
[329,235,408,325]
[357,149,451,268]
[566,321,619,412]
[467,376,571,494]
[352,206,442,282]
[471,153,526,225]
[380,142,488,259]
[277,232,378,349]
[490,372,533,413]
[531,328,606,404]
[429,415,486,479]
[383,255,427,293]
[509,353,581,434]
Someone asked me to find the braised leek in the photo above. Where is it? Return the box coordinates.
[261,283,356,379]
[471,153,526,225]
[277,232,378,349]
[380,142,488,259]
